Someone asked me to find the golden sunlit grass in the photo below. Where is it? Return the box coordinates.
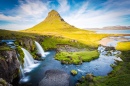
[116,42,130,51]
[23,25,110,48]
[22,10,110,48]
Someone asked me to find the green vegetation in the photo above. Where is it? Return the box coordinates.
[0,45,11,51]
[77,50,130,86]
[23,10,110,48]
[42,36,93,50]
[71,70,78,75]
[116,42,130,51]
[16,46,24,65]
[0,29,36,39]
[55,50,99,64]
[0,45,12,60]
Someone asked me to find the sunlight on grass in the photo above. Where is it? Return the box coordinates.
[55,50,99,64]
[116,42,130,51]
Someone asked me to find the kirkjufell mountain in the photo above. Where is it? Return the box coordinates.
[24,10,79,33]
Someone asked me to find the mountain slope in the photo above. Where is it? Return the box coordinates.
[25,10,79,33]
[23,10,108,47]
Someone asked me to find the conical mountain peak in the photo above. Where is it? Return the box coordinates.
[48,10,59,16]
[25,10,78,32]
[44,10,64,22]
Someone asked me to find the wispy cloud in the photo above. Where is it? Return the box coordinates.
[63,0,130,28]
[0,0,50,30]
[18,0,49,18]
[0,0,130,30]
[57,0,70,13]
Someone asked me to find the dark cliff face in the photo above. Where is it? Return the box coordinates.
[0,50,20,83]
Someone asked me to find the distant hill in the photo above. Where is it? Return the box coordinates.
[102,26,130,30]
[85,26,130,30]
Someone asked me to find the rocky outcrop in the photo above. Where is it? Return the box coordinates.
[0,49,20,83]
[39,69,70,86]
[17,38,35,52]
[57,45,86,52]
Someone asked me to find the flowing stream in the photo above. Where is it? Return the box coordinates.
[19,36,130,86]
[19,48,122,85]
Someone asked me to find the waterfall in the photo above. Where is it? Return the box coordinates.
[20,65,25,78]
[35,41,46,57]
[15,51,25,78]
[21,48,35,68]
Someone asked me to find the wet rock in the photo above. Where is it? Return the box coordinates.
[76,83,80,86]
[17,38,35,52]
[105,47,115,51]
[0,50,20,83]
[39,69,70,86]
[78,76,85,83]
[85,74,94,82]
[36,53,42,57]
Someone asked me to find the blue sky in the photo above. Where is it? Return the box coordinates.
[0,0,130,30]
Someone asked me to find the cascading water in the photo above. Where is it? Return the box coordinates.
[21,48,35,68]
[35,41,48,57]
[15,51,25,78]
[20,65,25,78]
[19,48,40,83]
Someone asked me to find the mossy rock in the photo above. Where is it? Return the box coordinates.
[16,46,24,65]
[71,70,78,76]
[85,74,94,82]
[0,46,12,51]
[0,78,11,86]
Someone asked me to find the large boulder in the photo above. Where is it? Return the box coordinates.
[39,69,70,86]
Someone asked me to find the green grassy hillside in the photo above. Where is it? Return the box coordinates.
[23,10,109,48]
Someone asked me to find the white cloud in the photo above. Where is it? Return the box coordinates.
[0,0,50,30]
[0,23,34,31]
[0,0,130,30]
[18,0,49,18]
[0,14,21,21]
[63,0,130,28]
[57,0,70,13]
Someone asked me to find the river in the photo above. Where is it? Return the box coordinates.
[19,47,121,86]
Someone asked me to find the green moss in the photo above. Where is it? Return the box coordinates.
[16,46,24,65]
[0,78,7,86]
[71,70,78,75]
[55,50,99,64]
[0,46,11,51]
